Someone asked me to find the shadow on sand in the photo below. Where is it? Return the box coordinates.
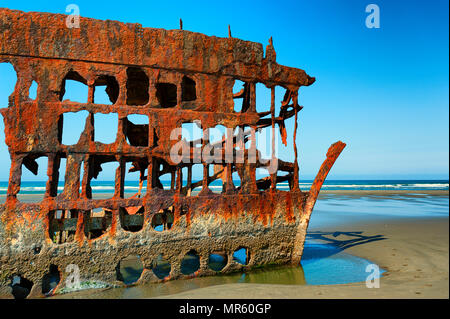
[303,230,386,261]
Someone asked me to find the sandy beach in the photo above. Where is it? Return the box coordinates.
[152,216,448,299]
[48,216,449,299]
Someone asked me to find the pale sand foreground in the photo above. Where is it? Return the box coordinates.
[156,217,449,299]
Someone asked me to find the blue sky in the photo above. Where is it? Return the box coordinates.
[0,0,448,181]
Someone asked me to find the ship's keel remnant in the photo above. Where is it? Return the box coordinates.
[0,8,345,298]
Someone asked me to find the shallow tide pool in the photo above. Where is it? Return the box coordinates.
[49,239,384,299]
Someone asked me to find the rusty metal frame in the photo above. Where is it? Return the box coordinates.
[0,8,345,298]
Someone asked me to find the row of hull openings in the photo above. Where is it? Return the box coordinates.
[2,64,289,116]
[18,155,158,200]
[59,69,196,107]
[0,64,192,108]
[2,62,293,115]
[10,248,250,299]
[57,75,285,113]
[17,155,292,201]
[48,207,174,242]
[59,112,151,147]
[59,112,256,147]
[0,63,192,107]
[59,71,288,114]
[117,248,250,285]
[58,112,284,151]
[31,68,195,108]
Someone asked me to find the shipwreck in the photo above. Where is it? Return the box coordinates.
[0,8,345,298]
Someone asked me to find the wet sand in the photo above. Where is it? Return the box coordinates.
[320,189,449,196]
[157,216,449,299]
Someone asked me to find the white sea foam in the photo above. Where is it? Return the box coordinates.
[409,183,449,188]
[1,181,447,194]
[17,186,47,191]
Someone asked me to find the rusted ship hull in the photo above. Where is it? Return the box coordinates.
[0,8,345,298]
[0,192,303,296]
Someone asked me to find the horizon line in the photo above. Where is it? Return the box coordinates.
[7,178,450,183]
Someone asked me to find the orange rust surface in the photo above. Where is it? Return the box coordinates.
[0,6,344,269]
[0,9,348,296]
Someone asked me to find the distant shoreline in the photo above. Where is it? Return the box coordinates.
[1,189,448,204]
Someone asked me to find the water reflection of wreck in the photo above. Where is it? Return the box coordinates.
[0,8,345,298]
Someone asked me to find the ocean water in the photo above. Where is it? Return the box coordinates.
[0,179,448,195]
